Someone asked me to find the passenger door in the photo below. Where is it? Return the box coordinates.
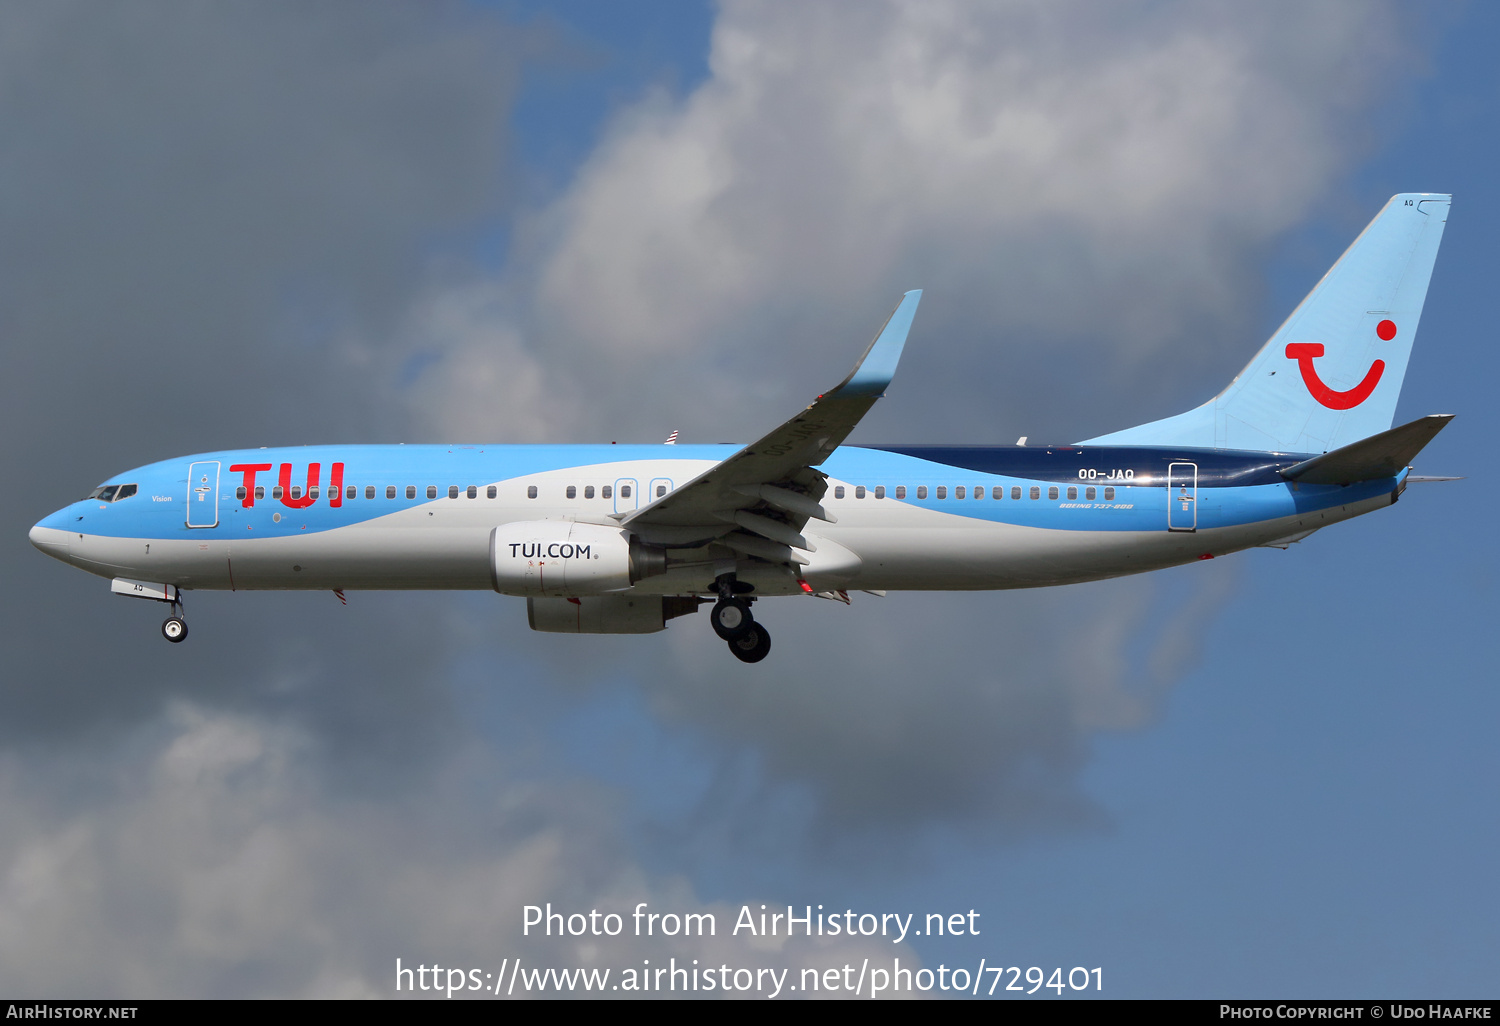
[186,461,220,528]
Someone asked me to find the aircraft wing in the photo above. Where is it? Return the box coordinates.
[616,290,922,563]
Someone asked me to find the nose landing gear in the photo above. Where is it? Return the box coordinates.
[711,573,770,663]
[160,592,188,643]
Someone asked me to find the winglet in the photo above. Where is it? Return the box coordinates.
[826,290,921,398]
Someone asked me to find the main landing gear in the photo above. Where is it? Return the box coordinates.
[711,573,770,663]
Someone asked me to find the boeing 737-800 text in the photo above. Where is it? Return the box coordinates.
[31,194,1454,662]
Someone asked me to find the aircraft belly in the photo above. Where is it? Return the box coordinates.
[817,487,1393,590]
[62,531,234,586]
[58,524,492,590]
[825,523,1180,588]
[227,525,491,589]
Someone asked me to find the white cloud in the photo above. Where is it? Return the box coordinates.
[0,705,917,997]
[410,0,1404,444]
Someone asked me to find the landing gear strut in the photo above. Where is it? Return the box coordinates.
[711,572,770,662]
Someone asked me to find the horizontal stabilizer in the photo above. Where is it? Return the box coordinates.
[1281,414,1453,486]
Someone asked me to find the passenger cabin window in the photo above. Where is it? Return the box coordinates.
[895,486,906,499]
[584,485,595,499]
[936,486,947,499]
[566,485,577,499]
[874,485,885,499]
[427,486,438,499]
[406,486,416,499]
[1104,487,1115,500]
[290,486,302,500]
[309,487,319,499]
[955,486,966,499]
[487,486,497,498]
[656,484,667,497]
[1067,486,1078,500]
[917,486,927,499]
[366,486,375,499]
[834,486,845,499]
[1048,486,1059,500]
[1011,486,1021,500]
[1086,486,1096,500]
[527,485,538,499]
[348,485,357,499]
[855,486,866,499]
[620,484,632,498]
[602,485,612,499]
[973,485,982,499]
[992,486,1004,499]
[255,486,265,500]
[447,485,459,499]
[466,485,477,499]
[386,486,396,499]
[1029,486,1040,500]
[236,486,247,500]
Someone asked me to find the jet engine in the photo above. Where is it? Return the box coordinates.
[528,594,703,634]
[490,521,666,596]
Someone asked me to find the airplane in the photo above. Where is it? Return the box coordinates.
[30,193,1454,663]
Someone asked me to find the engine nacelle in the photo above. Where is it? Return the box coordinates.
[490,521,666,597]
[528,594,705,634]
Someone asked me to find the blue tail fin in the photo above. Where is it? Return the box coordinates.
[1083,194,1450,453]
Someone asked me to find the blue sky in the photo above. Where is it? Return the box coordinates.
[2,0,1495,998]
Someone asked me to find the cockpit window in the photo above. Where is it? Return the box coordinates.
[86,483,138,502]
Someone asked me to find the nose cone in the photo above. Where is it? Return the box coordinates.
[30,512,74,563]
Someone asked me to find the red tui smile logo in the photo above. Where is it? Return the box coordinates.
[1284,320,1394,410]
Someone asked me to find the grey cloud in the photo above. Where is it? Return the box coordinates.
[0,0,535,745]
